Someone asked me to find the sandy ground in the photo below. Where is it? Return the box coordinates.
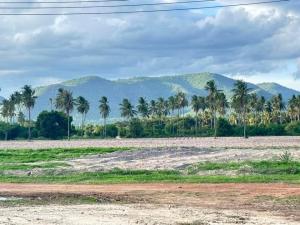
[68,146,300,171]
[1,136,300,149]
[1,204,298,225]
[0,183,299,225]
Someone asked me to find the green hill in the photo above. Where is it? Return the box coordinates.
[32,73,299,123]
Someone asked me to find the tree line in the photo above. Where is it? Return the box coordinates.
[1,79,300,140]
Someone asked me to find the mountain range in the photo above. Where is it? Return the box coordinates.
[27,72,300,123]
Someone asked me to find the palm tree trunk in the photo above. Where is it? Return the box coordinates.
[104,117,107,138]
[243,108,247,139]
[81,113,85,137]
[28,108,31,141]
[67,112,70,141]
[214,111,217,139]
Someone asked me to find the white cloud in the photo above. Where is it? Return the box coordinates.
[0,0,299,95]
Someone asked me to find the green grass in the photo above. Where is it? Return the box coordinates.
[0,162,68,171]
[0,170,299,184]
[187,161,300,175]
[0,147,129,163]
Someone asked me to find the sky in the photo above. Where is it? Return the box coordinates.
[0,0,299,97]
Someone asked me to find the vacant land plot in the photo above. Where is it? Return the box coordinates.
[0,137,299,224]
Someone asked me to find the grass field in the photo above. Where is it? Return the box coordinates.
[0,146,299,184]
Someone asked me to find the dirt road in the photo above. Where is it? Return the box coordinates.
[1,183,299,225]
[1,136,300,149]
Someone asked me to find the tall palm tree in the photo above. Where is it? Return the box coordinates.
[288,95,297,121]
[137,97,149,118]
[248,93,258,124]
[216,92,228,117]
[76,96,90,134]
[191,95,201,133]
[120,98,136,120]
[0,99,11,140]
[205,80,220,138]
[271,94,285,124]
[8,94,17,123]
[12,91,22,115]
[149,100,157,118]
[231,80,251,138]
[156,97,165,120]
[55,88,74,140]
[175,91,188,117]
[21,85,37,140]
[99,96,111,138]
[168,96,176,116]
[1,99,11,123]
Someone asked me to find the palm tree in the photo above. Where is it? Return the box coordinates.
[99,96,111,138]
[12,91,22,116]
[191,95,201,133]
[8,94,17,123]
[149,100,157,118]
[137,97,149,118]
[76,96,90,134]
[120,98,136,120]
[271,94,285,124]
[55,88,74,140]
[288,95,297,121]
[248,93,258,124]
[168,96,177,135]
[216,92,228,117]
[175,91,188,117]
[205,80,219,138]
[231,80,251,138]
[1,99,11,123]
[21,85,37,140]
[168,96,176,116]
[0,99,11,140]
[17,111,26,126]
[156,97,165,120]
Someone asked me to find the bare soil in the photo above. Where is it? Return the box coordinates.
[0,183,299,225]
[1,136,300,149]
[68,146,300,172]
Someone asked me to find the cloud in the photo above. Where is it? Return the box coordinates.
[0,0,299,96]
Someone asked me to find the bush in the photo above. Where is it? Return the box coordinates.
[127,118,144,138]
[285,121,300,135]
[0,122,28,140]
[217,118,234,136]
[36,111,69,139]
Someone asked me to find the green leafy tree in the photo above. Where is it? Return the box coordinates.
[21,85,37,140]
[36,111,69,139]
[99,96,111,138]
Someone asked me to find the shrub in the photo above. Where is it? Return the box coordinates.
[217,118,234,136]
[127,118,144,138]
[285,121,300,135]
[36,111,69,139]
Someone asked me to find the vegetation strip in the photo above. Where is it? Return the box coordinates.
[0,147,129,163]
[0,170,299,184]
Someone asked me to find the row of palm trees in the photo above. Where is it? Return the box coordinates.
[1,85,37,140]
[1,79,300,140]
